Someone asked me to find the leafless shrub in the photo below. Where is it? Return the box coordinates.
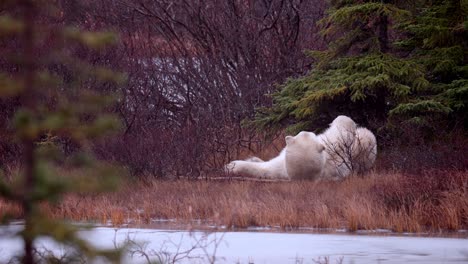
[320,129,356,179]
[320,126,377,178]
[56,0,327,179]
[312,256,344,264]
[114,229,225,264]
[6,246,88,264]
[33,246,88,264]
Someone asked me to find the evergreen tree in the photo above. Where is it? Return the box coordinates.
[393,0,467,130]
[0,1,126,263]
[253,0,466,136]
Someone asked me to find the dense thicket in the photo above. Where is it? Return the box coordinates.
[2,0,328,177]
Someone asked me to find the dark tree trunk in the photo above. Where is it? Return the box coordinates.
[20,0,37,263]
[378,0,389,53]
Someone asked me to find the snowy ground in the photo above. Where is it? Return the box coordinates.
[0,225,467,263]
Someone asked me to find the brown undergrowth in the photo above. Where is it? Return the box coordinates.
[1,170,467,233]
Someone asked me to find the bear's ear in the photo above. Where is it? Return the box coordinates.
[285,136,294,145]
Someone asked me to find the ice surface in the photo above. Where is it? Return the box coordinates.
[0,225,467,263]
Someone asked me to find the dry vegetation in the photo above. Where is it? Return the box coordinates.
[1,170,466,233]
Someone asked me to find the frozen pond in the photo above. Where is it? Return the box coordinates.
[0,225,467,263]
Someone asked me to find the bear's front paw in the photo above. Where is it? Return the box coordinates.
[224,161,238,173]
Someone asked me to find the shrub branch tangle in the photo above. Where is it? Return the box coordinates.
[0,1,125,263]
[68,0,327,177]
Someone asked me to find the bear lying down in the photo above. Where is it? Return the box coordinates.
[225,115,377,181]
[225,131,326,180]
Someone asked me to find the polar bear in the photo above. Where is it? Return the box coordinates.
[245,157,264,162]
[285,131,326,180]
[225,131,326,180]
[225,149,289,179]
[225,115,376,180]
[319,115,357,149]
[318,116,378,178]
[318,115,358,179]
[351,127,377,174]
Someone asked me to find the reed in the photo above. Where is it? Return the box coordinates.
[1,170,466,233]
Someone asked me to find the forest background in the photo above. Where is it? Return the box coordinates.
[1,0,466,178]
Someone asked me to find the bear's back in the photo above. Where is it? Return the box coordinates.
[352,127,377,173]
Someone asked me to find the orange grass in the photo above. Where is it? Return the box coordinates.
[1,170,467,233]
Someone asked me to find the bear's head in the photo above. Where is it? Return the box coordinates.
[285,131,326,180]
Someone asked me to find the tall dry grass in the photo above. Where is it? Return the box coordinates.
[1,170,467,233]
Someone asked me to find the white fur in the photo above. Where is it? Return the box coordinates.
[225,132,325,180]
[225,115,377,180]
[319,115,357,148]
[225,150,288,179]
[245,157,264,162]
[285,131,326,180]
[318,115,357,179]
[351,127,377,173]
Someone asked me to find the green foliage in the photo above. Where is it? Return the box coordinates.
[0,2,126,263]
[254,0,467,135]
[318,2,410,62]
[398,0,468,125]
[389,100,452,116]
[254,53,428,133]
[441,79,468,110]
